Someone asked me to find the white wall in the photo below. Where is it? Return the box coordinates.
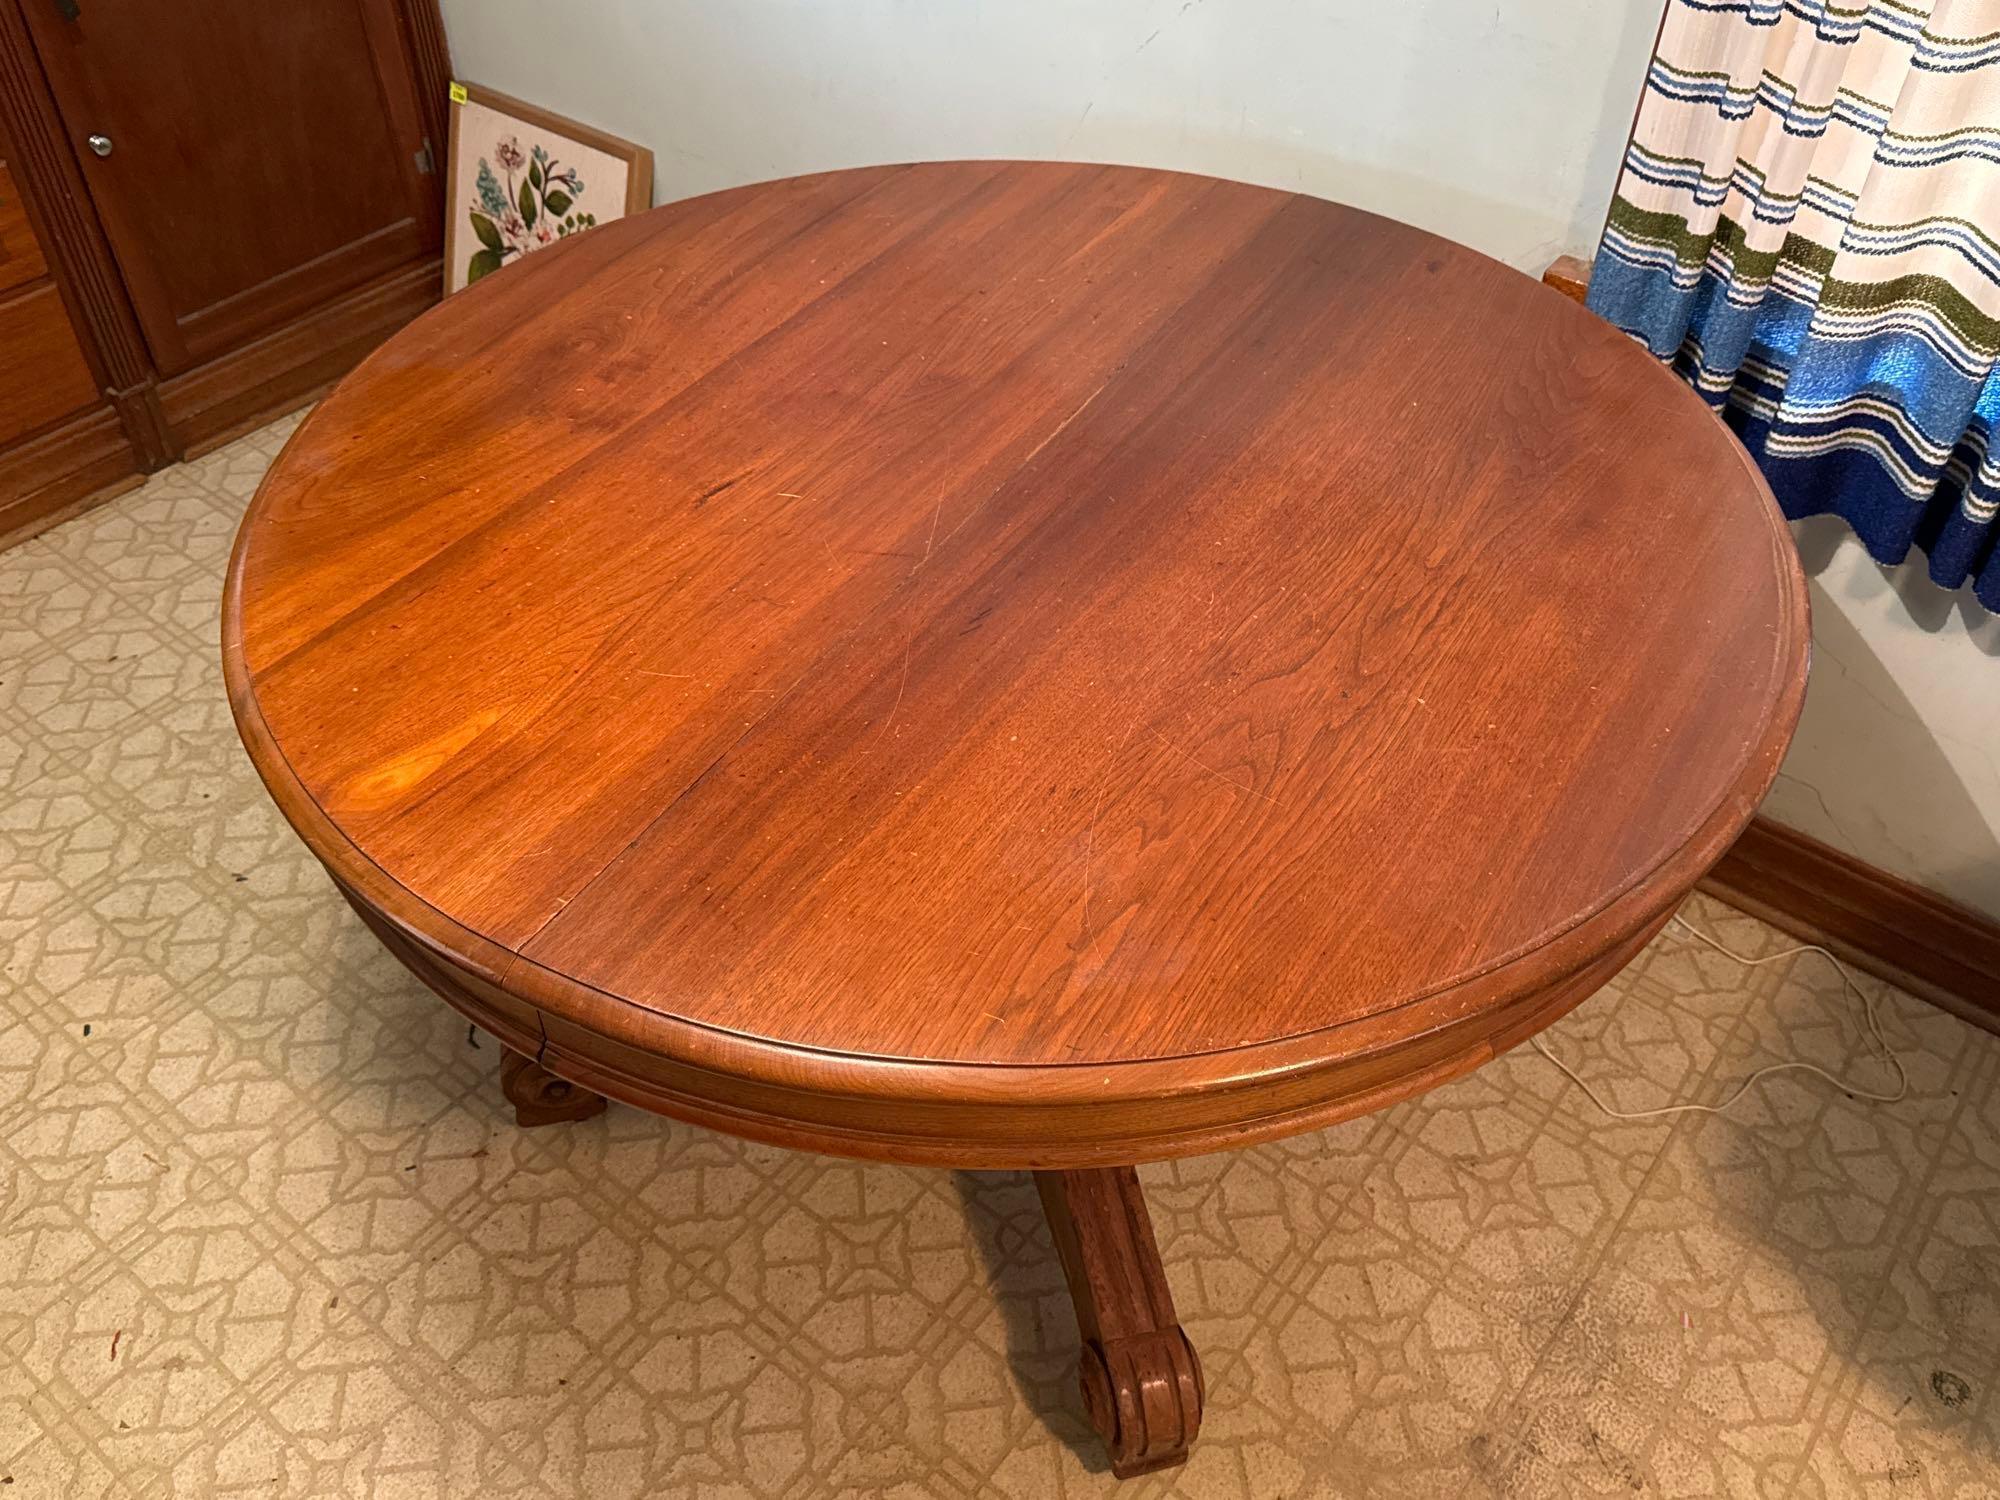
[1770,526,2000,918]
[438,0,1659,272]
[440,0,2000,921]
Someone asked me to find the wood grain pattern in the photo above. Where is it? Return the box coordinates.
[338,888,1667,1167]
[225,162,1809,1165]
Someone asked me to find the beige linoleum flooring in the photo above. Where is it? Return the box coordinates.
[4,413,2000,1499]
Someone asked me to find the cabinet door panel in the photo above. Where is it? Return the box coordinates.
[0,281,100,444]
[22,0,440,374]
[0,158,49,293]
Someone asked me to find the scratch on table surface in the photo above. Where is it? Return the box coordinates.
[1081,779,1106,937]
[915,490,946,573]
[1024,375,1115,474]
[865,629,915,752]
[1150,730,1277,804]
[693,472,745,507]
[924,376,1117,562]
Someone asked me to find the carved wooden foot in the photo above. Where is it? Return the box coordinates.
[1035,1166,1204,1478]
[500,1050,608,1127]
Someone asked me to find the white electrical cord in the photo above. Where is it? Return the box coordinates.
[1529,907,1910,1119]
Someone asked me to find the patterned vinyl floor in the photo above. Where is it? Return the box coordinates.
[4,414,2000,1499]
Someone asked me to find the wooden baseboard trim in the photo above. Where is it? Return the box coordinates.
[177,385,324,464]
[3,255,440,554]
[1542,254,1591,304]
[158,255,440,452]
[1699,816,2000,1030]
[0,403,145,551]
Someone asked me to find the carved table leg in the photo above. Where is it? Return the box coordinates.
[500,1049,608,1127]
[1034,1166,1204,1478]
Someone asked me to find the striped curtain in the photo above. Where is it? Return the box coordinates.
[1588,0,2000,609]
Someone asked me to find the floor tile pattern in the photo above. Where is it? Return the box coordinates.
[4,418,1999,1497]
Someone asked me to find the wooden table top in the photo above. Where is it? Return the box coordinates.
[225,161,1807,1164]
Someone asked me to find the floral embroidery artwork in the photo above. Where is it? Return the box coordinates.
[465,137,597,285]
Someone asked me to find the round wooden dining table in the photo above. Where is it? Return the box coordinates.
[223,160,1808,1479]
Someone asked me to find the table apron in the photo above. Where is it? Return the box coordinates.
[337,878,1664,1168]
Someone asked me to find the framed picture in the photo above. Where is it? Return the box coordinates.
[443,82,653,295]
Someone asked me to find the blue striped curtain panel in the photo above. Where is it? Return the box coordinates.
[1588,0,2000,609]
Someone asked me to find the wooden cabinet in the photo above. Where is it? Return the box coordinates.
[0,152,49,290]
[0,284,98,446]
[0,0,452,547]
[0,137,94,446]
[22,0,442,374]
[0,106,131,534]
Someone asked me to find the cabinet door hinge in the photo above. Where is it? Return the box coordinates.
[414,138,436,176]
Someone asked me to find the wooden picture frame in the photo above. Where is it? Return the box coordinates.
[442,82,652,295]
